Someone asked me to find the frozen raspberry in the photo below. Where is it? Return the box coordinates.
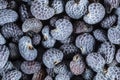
[75,33,95,55]
[0,9,18,25]
[2,70,22,80]
[43,48,63,68]
[86,52,105,72]
[22,18,43,33]
[101,15,117,29]
[70,54,85,75]
[55,73,70,80]
[42,26,56,48]
[83,3,105,24]
[18,36,37,61]
[108,26,120,44]
[21,61,41,74]
[30,0,55,20]
[1,23,23,42]
[93,29,108,42]
[98,42,116,64]
[51,19,73,41]
[65,0,89,19]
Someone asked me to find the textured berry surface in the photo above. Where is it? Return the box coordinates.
[0,0,8,9]
[98,42,115,64]
[51,19,73,41]
[21,61,41,74]
[43,48,63,68]
[86,52,105,72]
[22,18,42,33]
[101,15,117,29]
[0,9,18,25]
[84,3,105,24]
[2,70,22,80]
[18,36,37,61]
[108,26,120,44]
[75,33,95,55]
[0,45,10,69]
[1,23,23,42]
[65,0,89,19]
[55,73,70,80]
[70,54,85,75]
[93,29,108,42]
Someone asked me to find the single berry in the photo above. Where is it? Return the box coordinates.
[75,33,95,55]
[18,36,37,61]
[21,61,41,74]
[43,48,63,68]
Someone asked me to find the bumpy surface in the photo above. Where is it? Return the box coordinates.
[18,36,37,61]
[70,54,85,75]
[75,33,95,55]
[0,9,18,25]
[43,48,63,68]
[55,74,70,80]
[0,45,10,69]
[21,61,41,74]
[86,52,105,72]
[0,0,8,9]
[65,0,89,19]
[51,19,73,41]
[2,70,22,80]
[83,3,105,24]
[98,42,115,64]
[22,18,42,33]
[31,0,55,20]
[93,29,108,42]
[101,15,117,29]
[108,26,120,44]
[1,23,23,42]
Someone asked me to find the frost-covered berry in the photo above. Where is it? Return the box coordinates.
[2,70,22,80]
[43,48,63,68]
[21,61,41,74]
[52,0,64,14]
[0,33,6,45]
[86,52,105,72]
[83,3,105,24]
[54,63,69,74]
[0,61,14,76]
[70,54,85,75]
[0,45,10,69]
[94,72,108,80]
[0,0,8,9]
[93,29,108,42]
[98,42,115,64]
[22,18,42,33]
[51,19,73,41]
[108,26,120,44]
[115,49,120,63]
[30,0,55,20]
[42,26,56,48]
[18,36,37,61]
[8,43,20,60]
[59,44,79,59]
[44,75,53,80]
[55,73,70,80]
[101,15,117,29]
[104,0,120,13]
[75,33,95,55]
[19,4,31,22]
[65,0,89,19]
[82,68,94,80]
[0,9,18,25]
[74,21,93,34]
[1,23,23,42]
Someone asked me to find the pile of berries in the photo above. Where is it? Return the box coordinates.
[0,0,120,80]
